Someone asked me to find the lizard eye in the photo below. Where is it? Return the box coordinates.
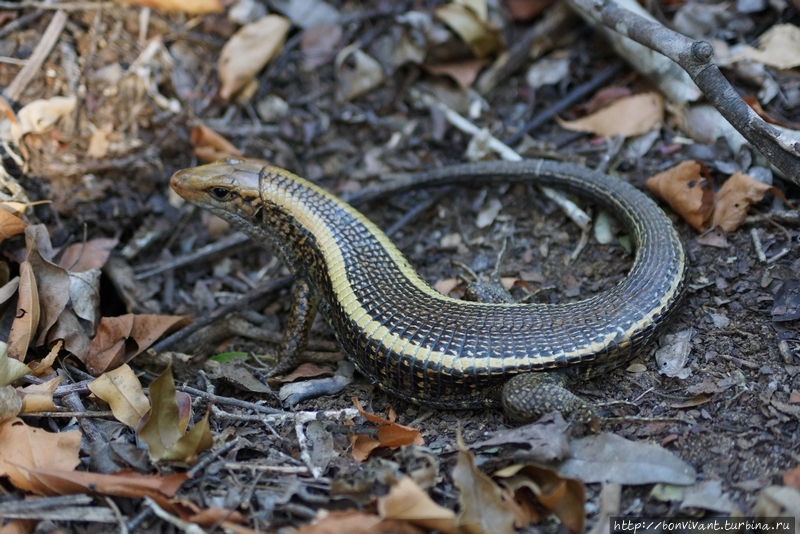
[209,187,232,201]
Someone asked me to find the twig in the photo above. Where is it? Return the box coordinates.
[187,438,239,479]
[175,383,283,415]
[411,89,592,232]
[566,0,800,184]
[503,64,622,146]
[0,1,106,9]
[143,497,205,534]
[222,462,310,474]
[19,410,114,418]
[134,232,252,279]
[384,187,453,237]
[3,9,68,103]
[0,10,44,40]
[750,228,767,262]
[150,275,292,353]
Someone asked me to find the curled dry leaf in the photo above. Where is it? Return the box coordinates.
[26,227,71,348]
[296,510,426,534]
[378,477,458,534]
[84,314,191,375]
[218,15,291,100]
[336,44,386,101]
[0,385,21,423]
[114,0,223,14]
[350,398,424,461]
[0,418,81,493]
[493,463,586,534]
[138,364,212,464]
[190,124,243,163]
[423,59,490,91]
[711,172,782,232]
[0,342,29,387]
[27,339,62,377]
[19,376,61,413]
[435,3,502,59]
[88,364,150,428]
[17,96,77,136]
[7,261,39,361]
[557,92,664,138]
[453,444,517,534]
[646,160,714,231]
[0,208,26,244]
[734,23,800,70]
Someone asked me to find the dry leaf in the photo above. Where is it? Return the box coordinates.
[19,376,61,413]
[7,262,39,361]
[88,364,150,428]
[493,464,586,533]
[423,59,489,90]
[453,445,516,534]
[557,92,664,138]
[0,342,29,387]
[0,209,26,244]
[190,125,243,163]
[22,466,187,511]
[336,44,386,101]
[507,0,554,21]
[711,172,779,232]
[25,226,71,348]
[218,15,291,100]
[138,364,212,464]
[577,86,632,115]
[783,467,800,491]
[84,314,191,375]
[378,477,458,533]
[0,385,22,423]
[58,238,118,272]
[300,24,343,69]
[296,510,425,534]
[435,3,502,58]
[86,123,113,159]
[280,362,335,383]
[66,270,101,335]
[646,161,714,231]
[0,418,81,493]
[735,23,800,70]
[17,96,77,136]
[350,398,424,461]
[114,0,223,14]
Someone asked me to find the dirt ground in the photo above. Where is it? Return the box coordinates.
[0,1,798,532]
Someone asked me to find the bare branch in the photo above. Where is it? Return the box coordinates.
[567,0,800,185]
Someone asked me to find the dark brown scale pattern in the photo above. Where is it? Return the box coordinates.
[245,161,687,410]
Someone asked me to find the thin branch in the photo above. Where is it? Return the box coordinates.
[567,0,800,184]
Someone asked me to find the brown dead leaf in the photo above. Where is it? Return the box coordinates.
[378,477,458,534]
[84,314,191,375]
[48,309,91,361]
[27,339,62,377]
[22,466,187,510]
[493,464,586,534]
[88,364,150,428]
[577,86,632,116]
[58,237,119,272]
[218,15,291,100]
[0,342,30,387]
[0,386,22,423]
[735,23,800,70]
[296,510,425,534]
[508,0,554,21]
[300,23,343,69]
[17,96,77,136]
[280,362,335,383]
[423,59,490,90]
[114,0,223,14]
[453,444,516,534]
[557,92,664,138]
[19,376,61,413]
[783,466,800,491]
[7,262,39,361]
[138,364,212,464]
[646,160,714,231]
[191,124,243,163]
[0,418,81,493]
[25,226,71,348]
[435,3,502,58]
[711,172,780,232]
[350,398,424,461]
[167,497,247,527]
[336,44,386,101]
[0,209,26,244]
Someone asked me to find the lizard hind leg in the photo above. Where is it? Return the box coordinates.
[266,277,322,377]
[501,371,600,430]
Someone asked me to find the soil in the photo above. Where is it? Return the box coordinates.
[0,2,798,531]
